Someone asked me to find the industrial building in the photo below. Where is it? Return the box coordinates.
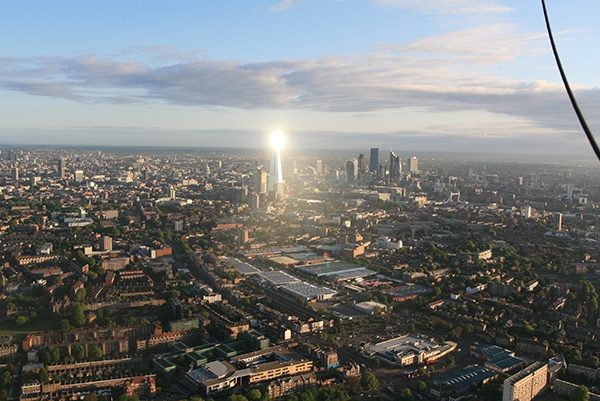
[257,270,301,286]
[295,260,376,282]
[279,282,337,301]
[430,365,496,399]
[362,334,456,366]
[354,301,388,315]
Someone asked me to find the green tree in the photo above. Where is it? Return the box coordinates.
[117,395,139,401]
[584,356,600,369]
[571,385,589,401]
[50,348,61,364]
[60,319,71,331]
[396,388,414,401]
[70,302,87,327]
[415,381,427,393]
[38,367,49,383]
[15,316,27,326]
[73,288,87,302]
[88,345,103,359]
[247,389,262,401]
[463,323,474,334]
[227,396,248,401]
[72,344,85,360]
[445,355,455,365]
[360,371,379,391]
[0,370,12,387]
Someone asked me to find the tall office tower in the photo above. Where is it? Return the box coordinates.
[409,156,419,173]
[389,151,401,180]
[315,160,324,175]
[143,168,149,180]
[524,206,532,219]
[11,167,18,182]
[566,184,573,199]
[249,193,260,210]
[58,157,66,179]
[253,169,268,194]
[74,170,84,183]
[357,154,365,171]
[168,185,176,200]
[268,132,285,193]
[100,236,113,252]
[369,148,379,173]
[554,212,562,231]
[291,158,298,182]
[345,159,358,184]
[238,229,249,246]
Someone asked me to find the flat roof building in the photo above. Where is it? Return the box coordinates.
[279,282,337,301]
[503,361,548,401]
[257,271,301,286]
[363,334,456,366]
[431,365,496,400]
[295,260,376,282]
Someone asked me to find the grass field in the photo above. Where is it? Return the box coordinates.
[0,318,61,341]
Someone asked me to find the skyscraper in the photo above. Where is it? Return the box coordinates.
[268,131,285,193]
[409,156,419,173]
[554,212,562,231]
[253,169,268,194]
[58,157,66,179]
[345,159,358,184]
[389,151,401,181]
[357,154,365,171]
[167,185,176,200]
[249,193,260,210]
[369,148,379,174]
[315,160,323,175]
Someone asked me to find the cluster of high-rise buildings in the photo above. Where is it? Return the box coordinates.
[345,147,419,184]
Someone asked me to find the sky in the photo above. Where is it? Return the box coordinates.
[1,0,600,157]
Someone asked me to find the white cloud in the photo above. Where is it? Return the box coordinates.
[372,0,512,14]
[0,24,596,139]
[385,25,546,63]
[269,0,306,12]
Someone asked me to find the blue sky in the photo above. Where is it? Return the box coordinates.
[1,0,600,156]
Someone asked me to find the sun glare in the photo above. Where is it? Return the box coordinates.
[270,131,285,150]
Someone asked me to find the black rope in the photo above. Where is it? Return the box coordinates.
[541,0,600,161]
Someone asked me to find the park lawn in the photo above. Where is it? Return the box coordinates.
[0,318,61,341]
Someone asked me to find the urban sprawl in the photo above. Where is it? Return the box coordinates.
[0,147,598,401]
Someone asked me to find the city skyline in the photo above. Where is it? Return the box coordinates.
[1,1,600,157]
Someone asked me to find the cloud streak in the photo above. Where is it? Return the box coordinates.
[0,25,598,138]
[269,0,307,12]
[372,0,512,14]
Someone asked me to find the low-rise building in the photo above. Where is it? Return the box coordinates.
[430,365,496,400]
[362,334,456,366]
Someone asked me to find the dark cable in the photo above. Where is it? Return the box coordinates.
[541,0,600,161]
